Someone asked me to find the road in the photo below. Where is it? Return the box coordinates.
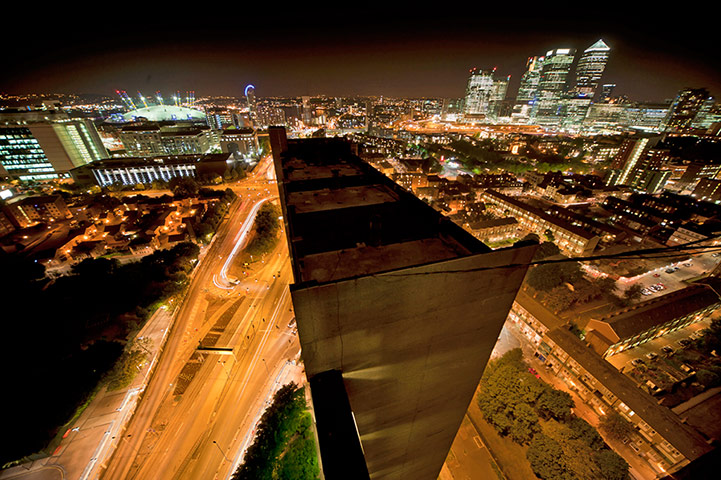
[100,158,302,480]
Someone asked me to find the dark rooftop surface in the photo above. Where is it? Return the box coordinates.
[594,282,721,340]
[274,136,491,286]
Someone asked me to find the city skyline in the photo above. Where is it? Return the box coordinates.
[2,10,720,102]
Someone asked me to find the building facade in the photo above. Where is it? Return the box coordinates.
[271,127,537,479]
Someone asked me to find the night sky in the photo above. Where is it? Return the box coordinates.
[3,7,719,102]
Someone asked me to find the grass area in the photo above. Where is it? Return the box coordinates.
[231,383,320,480]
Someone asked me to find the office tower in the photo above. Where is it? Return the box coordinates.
[463,68,495,116]
[599,83,616,103]
[575,39,610,98]
[489,75,511,119]
[0,120,108,181]
[270,127,537,479]
[664,88,710,132]
[533,48,576,124]
[691,96,721,129]
[0,127,56,180]
[513,56,544,122]
[301,96,312,124]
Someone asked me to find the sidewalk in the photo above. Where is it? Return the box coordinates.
[1,306,175,480]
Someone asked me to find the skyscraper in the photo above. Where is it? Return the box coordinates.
[533,48,576,124]
[489,74,511,119]
[512,56,544,122]
[270,127,537,479]
[463,68,496,116]
[575,39,611,98]
[599,83,616,103]
[664,88,712,132]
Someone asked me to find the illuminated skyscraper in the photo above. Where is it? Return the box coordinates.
[599,83,616,103]
[463,68,496,116]
[575,39,610,98]
[513,56,544,122]
[664,88,711,132]
[533,48,576,124]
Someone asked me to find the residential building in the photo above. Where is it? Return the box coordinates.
[4,195,70,227]
[540,327,713,476]
[585,282,721,357]
[219,128,260,161]
[480,189,599,256]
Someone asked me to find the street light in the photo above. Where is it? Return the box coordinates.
[212,440,231,462]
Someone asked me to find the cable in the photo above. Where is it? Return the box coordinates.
[379,236,721,277]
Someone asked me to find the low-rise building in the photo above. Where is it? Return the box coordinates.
[4,194,70,227]
[480,189,599,256]
[540,327,713,475]
[71,153,231,186]
[467,217,518,242]
[585,281,721,357]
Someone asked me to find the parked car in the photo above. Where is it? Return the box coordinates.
[631,358,646,367]
[665,268,676,274]
[662,346,675,356]
[680,364,696,374]
[677,338,692,348]
[645,352,658,361]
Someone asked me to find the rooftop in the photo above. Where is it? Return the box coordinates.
[273,134,491,286]
[593,281,721,340]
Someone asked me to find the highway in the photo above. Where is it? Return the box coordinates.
[100,158,302,480]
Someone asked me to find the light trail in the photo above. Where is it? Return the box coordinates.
[214,197,272,289]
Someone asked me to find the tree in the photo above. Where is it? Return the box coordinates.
[525,259,583,292]
[595,276,618,298]
[534,242,561,261]
[696,369,721,388]
[595,449,629,480]
[599,412,634,442]
[623,284,644,303]
[526,433,572,480]
[536,388,574,421]
[567,417,605,451]
[169,176,199,198]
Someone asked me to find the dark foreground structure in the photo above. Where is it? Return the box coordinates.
[270,127,537,479]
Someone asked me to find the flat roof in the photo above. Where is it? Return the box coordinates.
[547,328,713,461]
[273,135,491,286]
